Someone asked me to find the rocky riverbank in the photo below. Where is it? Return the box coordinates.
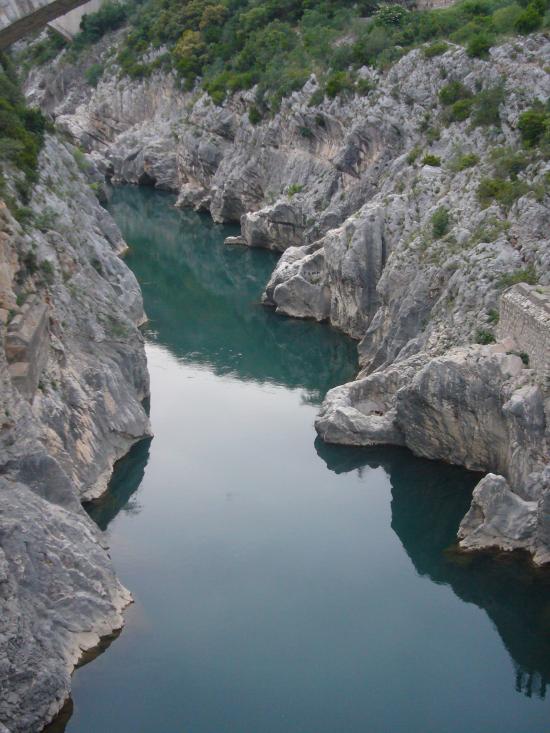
[23,30,550,564]
[0,134,150,731]
[0,15,545,728]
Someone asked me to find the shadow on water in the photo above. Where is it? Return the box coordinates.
[107,186,358,402]
[85,438,152,531]
[42,629,122,733]
[316,439,550,700]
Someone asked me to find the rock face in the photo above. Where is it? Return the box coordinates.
[0,136,150,732]
[22,31,550,565]
[458,471,549,563]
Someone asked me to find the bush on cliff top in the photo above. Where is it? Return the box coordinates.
[28,0,550,108]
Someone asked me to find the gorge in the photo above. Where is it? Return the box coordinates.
[51,186,550,732]
[0,0,549,729]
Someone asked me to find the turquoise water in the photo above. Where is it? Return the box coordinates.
[60,187,550,732]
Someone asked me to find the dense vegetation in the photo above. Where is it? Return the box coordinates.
[25,0,550,109]
[0,53,47,203]
[114,0,550,108]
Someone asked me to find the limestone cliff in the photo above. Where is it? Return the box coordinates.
[23,31,550,563]
[0,136,150,732]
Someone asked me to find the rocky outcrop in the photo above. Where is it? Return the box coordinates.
[22,31,550,564]
[317,342,550,560]
[458,470,550,564]
[0,135,150,732]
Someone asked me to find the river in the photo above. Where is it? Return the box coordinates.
[55,186,550,732]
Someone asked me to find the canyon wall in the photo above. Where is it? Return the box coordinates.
[23,32,550,556]
[0,136,150,732]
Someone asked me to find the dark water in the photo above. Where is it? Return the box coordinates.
[59,187,550,733]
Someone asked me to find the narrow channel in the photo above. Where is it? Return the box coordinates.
[61,187,550,732]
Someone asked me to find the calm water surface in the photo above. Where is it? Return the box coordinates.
[61,187,550,732]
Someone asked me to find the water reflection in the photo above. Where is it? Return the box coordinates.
[316,440,550,699]
[104,186,550,706]
[107,186,358,401]
[85,438,152,531]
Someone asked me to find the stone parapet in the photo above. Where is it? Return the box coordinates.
[5,294,49,399]
[497,283,550,391]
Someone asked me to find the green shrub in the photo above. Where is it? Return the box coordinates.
[514,3,543,31]
[487,308,499,323]
[19,29,67,68]
[72,1,128,51]
[423,40,449,57]
[13,206,33,226]
[492,3,523,31]
[40,259,54,284]
[431,206,450,237]
[450,98,474,121]
[517,108,549,147]
[467,33,493,57]
[325,71,353,99]
[72,147,90,171]
[490,147,529,179]
[84,63,104,87]
[21,250,38,274]
[375,4,409,26]
[471,84,504,126]
[439,81,472,106]
[422,153,441,166]
[287,183,304,196]
[355,77,376,95]
[406,146,421,164]
[475,328,496,344]
[248,105,262,125]
[469,216,510,243]
[512,350,530,365]
[498,265,537,287]
[33,207,57,232]
[308,88,325,107]
[451,152,479,170]
[477,177,529,208]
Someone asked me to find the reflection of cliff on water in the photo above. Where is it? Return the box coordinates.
[107,186,357,401]
[85,438,151,531]
[315,439,550,700]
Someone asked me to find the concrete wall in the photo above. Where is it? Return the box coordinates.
[49,0,101,39]
[497,283,550,391]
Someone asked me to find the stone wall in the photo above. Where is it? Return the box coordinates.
[415,0,456,8]
[5,294,49,400]
[497,283,550,391]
